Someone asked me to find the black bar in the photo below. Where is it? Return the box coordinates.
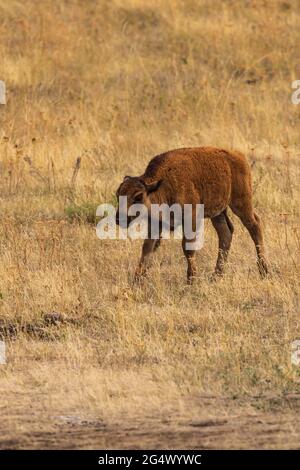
[0,450,298,467]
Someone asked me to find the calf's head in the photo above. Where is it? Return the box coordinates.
[115,176,161,228]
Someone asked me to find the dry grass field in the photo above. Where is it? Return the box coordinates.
[0,0,300,449]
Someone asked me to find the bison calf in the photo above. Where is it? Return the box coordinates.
[116,147,268,283]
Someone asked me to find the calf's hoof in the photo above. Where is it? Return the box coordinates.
[133,269,146,286]
[257,259,269,279]
[209,270,224,282]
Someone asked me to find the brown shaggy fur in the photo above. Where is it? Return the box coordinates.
[116,147,268,283]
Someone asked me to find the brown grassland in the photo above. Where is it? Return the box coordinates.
[0,0,300,449]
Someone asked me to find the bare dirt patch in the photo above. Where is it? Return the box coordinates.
[1,395,300,449]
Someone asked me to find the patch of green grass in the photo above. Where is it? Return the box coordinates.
[64,195,117,224]
[64,202,99,224]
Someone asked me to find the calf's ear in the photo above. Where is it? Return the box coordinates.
[145,180,162,194]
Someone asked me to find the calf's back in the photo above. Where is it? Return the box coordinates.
[142,147,252,218]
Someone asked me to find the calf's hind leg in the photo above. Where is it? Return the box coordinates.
[211,209,234,276]
[231,204,268,278]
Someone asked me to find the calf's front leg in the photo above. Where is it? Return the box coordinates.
[134,238,159,282]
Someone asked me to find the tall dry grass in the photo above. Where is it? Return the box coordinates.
[0,0,300,447]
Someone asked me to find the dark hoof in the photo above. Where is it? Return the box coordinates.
[258,260,269,279]
[209,271,223,282]
[133,270,147,286]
